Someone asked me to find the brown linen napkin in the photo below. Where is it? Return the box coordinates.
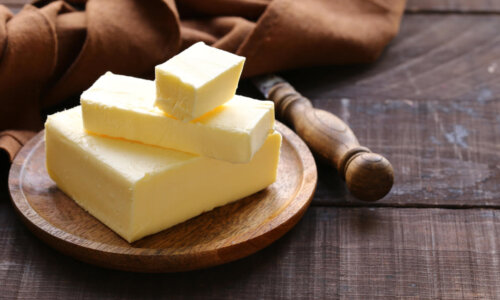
[0,0,405,171]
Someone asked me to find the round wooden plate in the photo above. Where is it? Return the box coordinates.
[8,122,317,272]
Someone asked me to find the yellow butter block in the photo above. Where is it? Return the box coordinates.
[45,107,281,243]
[81,72,274,163]
[155,42,245,120]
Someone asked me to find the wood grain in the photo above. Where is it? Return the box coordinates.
[8,122,317,272]
[285,15,500,103]
[2,205,500,299]
[281,14,500,207]
[406,0,500,13]
[311,97,500,207]
[5,0,500,14]
[1,0,28,14]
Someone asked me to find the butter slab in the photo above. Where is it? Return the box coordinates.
[155,42,245,120]
[45,107,281,243]
[81,72,274,163]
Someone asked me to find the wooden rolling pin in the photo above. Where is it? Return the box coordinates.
[253,75,394,202]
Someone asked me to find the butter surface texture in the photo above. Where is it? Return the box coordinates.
[155,42,245,120]
[81,72,274,163]
[45,107,281,242]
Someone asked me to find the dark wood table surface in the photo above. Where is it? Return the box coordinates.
[2,1,500,299]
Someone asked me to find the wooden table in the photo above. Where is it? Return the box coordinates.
[2,1,500,298]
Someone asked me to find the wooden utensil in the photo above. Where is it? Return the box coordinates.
[253,75,394,202]
[8,122,317,272]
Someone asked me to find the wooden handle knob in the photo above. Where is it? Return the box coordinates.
[268,82,394,201]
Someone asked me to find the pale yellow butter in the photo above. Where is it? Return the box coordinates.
[155,42,245,120]
[81,72,274,163]
[45,107,281,243]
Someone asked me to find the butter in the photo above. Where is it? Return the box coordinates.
[81,72,274,163]
[45,107,281,242]
[155,42,245,120]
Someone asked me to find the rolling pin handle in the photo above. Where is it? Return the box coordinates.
[267,82,394,202]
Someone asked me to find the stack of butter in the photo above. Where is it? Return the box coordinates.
[45,43,281,243]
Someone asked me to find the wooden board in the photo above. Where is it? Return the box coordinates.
[8,122,317,272]
[1,0,27,14]
[406,0,500,13]
[276,14,500,207]
[2,206,499,299]
[286,15,500,103]
[8,0,500,15]
[310,97,500,208]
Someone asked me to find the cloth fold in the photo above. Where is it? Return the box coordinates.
[0,0,405,170]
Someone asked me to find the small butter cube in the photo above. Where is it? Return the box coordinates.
[155,42,245,120]
[45,107,281,243]
[81,72,274,163]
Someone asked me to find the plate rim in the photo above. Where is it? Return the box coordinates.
[8,121,317,271]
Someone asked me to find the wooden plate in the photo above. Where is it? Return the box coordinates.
[8,122,317,272]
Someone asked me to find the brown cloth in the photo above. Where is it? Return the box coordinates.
[0,0,405,168]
